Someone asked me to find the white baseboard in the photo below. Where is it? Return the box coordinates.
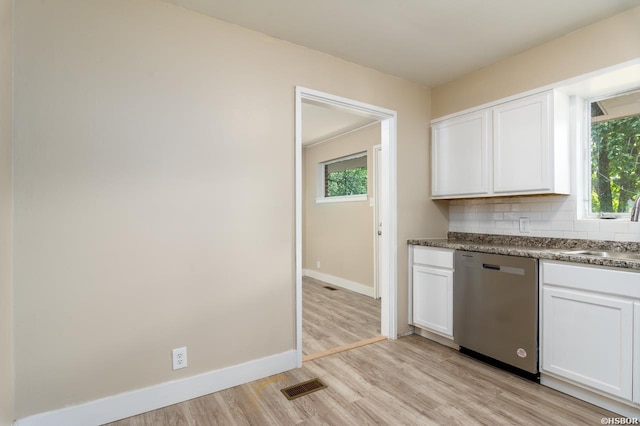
[303,269,374,298]
[16,350,297,426]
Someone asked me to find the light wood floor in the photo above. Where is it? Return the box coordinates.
[107,335,616,426]
[302,276,381,356]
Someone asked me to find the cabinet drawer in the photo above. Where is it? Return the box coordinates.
[542,261,640,299]
[413,247,454,269]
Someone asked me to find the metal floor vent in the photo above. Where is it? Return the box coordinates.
[323,286,338,291]
[280,378,327,400]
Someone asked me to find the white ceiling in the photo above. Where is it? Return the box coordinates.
[302,102,377,146]
[165,0,639,87]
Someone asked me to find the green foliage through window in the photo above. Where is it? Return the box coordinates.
[326,167,367,197]
[590,107,640,214]
[320,152,368,198]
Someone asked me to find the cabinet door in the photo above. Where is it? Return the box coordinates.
[431,110,490,198]
[635,302,640,404]
[542,286,633,400]
[493,92,551,193]
[412,265,453,337]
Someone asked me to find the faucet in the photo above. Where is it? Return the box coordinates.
[632,194,640,222]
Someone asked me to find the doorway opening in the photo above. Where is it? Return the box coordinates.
[295,87,398,367]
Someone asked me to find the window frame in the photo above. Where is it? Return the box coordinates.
[316,151,368,204]
[584,88,640,219]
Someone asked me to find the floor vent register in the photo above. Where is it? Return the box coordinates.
[280,378,327,400]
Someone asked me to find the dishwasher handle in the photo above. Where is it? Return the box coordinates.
[482,263,501,271]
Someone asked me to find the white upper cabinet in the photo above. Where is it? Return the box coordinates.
[431,90,570,199]
[493,91,569,195]
[493,92,550,193]
[432,110,490,198]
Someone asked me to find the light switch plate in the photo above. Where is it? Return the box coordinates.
[519,217,531,233]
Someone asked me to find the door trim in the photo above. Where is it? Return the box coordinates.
[295,86,398,367]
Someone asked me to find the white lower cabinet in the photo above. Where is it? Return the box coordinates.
[542,286,633,400]
[540,260,640,414]
[410,246,454,340]
[412,265,453,337]
[635,302,640,404]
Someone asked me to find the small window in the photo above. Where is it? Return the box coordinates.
[588,89,640,217]
[316,152,367,203]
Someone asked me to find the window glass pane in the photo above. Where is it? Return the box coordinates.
[590,90,640,215]
[325,155,366,174]
[322,153,367,197]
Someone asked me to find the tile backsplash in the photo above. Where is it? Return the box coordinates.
[448,195,640,243]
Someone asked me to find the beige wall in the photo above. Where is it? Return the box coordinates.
[432,6,640,118]
[303,124,379,287]
[0,0,13,424]
[13,0,446,417]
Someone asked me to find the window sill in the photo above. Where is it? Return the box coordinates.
[316,195,368,204]
[582,215,631,221]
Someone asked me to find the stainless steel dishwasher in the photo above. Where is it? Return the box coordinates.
[454,250,539,379]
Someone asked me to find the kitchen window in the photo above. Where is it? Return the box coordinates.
[587,89,640,218]
[316,152,367,203]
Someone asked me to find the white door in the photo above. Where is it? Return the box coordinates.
[431,110,490,197]
[542,286,633,400]
[373,145,382,299]
[493,92,551,193]
[412,265,453,337]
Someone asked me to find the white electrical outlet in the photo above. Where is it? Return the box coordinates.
[519,217,531,233]
[316,261,320,268]
[172,347,187,370]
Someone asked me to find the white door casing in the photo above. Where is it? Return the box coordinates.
[374,144,382,300]
[295,86,398,367]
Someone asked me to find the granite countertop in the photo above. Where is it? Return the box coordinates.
[408,232,640,271]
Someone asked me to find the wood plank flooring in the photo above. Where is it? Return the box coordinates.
[302,276,381,356]
[302,336,387,362]
[107,335,617,425]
